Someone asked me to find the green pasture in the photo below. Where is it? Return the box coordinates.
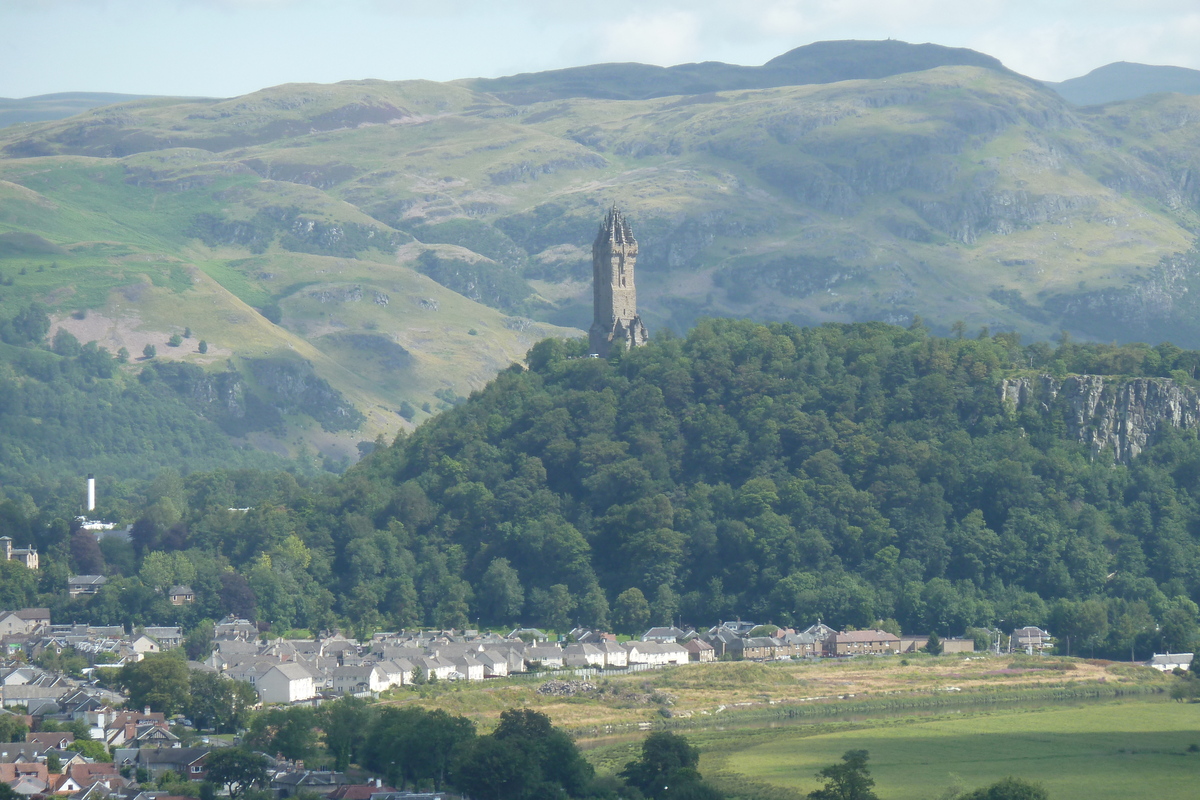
[707,698,1200,800]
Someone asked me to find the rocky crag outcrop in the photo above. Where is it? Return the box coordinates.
[1001,374,1200,462]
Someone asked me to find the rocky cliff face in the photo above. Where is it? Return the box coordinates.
[1000,374,1200,462]
[248,357,364,433]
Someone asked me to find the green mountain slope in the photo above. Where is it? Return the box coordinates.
[4,41,1200,462]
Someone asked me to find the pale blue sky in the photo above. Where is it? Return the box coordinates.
[3,0,1199,98]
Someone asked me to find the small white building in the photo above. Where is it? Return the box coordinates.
[331,664,388,695]
[476,650,509,678]
[131,635,161,660]
[624,641,688,666]
[411,654,456,682]
[1,537,38,571]
[451,655,485,681]
[563,643,606,667]
[143,627,183,649]
[67,575,107,598]
[376,658,414,688]
[0,609,49,636]
[525,645,564,669]
[596,640,628,668]
[1146,653,1194,672]
[640,626,688,643]
[256,663,316,704]
[1009,626,1053,655]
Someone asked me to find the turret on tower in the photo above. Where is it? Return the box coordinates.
[589,206,649,357]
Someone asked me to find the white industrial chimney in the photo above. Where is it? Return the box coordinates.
[86,474,96,512]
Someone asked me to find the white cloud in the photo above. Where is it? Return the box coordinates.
[971,12,1200,80]
[7,0,1200,97]
[595,9,704,66]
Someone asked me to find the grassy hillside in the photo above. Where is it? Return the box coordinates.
[4,42,1200,459]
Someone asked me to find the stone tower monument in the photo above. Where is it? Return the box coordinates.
[590,206,649,356]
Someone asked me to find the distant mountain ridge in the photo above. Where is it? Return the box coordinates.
[1047,62,1200,106]
[0,92,159,128]
[5,40,1200,467]
[467,39,1019,103]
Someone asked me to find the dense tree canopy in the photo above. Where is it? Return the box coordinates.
[14,319,1200,660]
[117,653,190,715]
[203,748,267,798]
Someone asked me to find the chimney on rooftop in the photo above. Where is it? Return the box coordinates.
[87,474,96,512]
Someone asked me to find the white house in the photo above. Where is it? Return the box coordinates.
[0,609,49,636]
[411,654,456,682]
[624,641,688,666]
[525,645,564,669]
[640,626,688,643]
[1146,653,1194,672]
[131,635,160,660]
[331,664,388,695]
[142,627,183,649]
[256,663,316,704]
[597,641,628,668]
[563,643,605,667]
[67,575,106,599]
[1,537,38,571]
[451,655,485,681]
[475,650,509,678]
[377,658,414,688]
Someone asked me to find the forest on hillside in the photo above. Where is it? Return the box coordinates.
[7,319,1200,660]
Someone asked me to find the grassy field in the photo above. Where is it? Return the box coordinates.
[377,654,1169,734]
[370,656,1189,798]
[701,697,1200,800]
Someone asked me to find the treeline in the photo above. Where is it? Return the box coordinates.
[242,700,723,799]
[13,319,1200,661]
[0,303,294,502]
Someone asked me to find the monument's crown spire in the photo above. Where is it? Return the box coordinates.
[598,205,634,246]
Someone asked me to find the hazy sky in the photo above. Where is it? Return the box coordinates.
[3,0,1200,98]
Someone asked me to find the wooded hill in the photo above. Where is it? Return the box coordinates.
[13,320,1200,660]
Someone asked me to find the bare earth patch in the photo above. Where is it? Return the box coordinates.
[49,311,229,363]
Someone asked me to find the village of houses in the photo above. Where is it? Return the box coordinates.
[6,592,1165,800]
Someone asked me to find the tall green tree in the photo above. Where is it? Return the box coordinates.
[363,706,475,791]
[117,653,190,715]
[186,671,257,733]
[613,587,651,634]
[478,558,524,623]
[246,707,319,761]
[808,750,879,800]
[204,748,267,798]
[451,736,533,800]
[319,696,369,772]
[621,731,716,800]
